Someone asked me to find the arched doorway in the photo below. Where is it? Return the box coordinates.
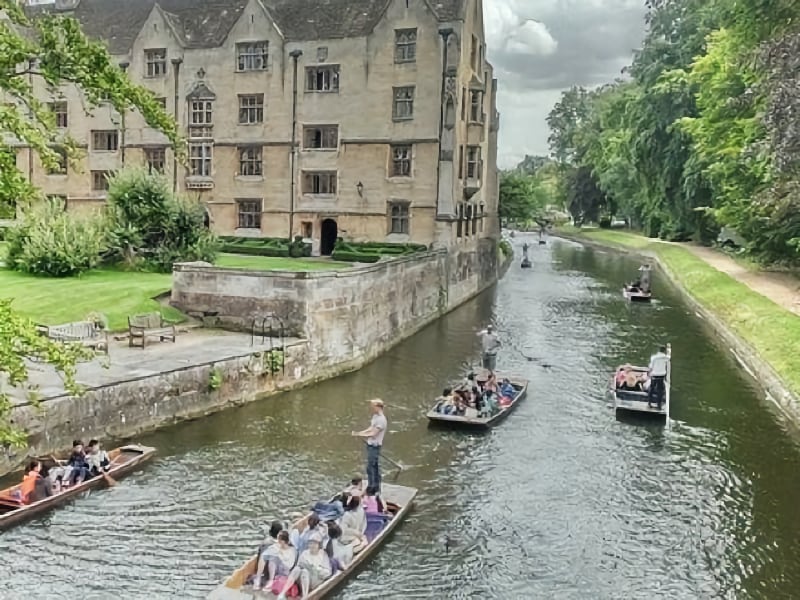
[320,218,338,256]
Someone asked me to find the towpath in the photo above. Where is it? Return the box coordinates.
[680,244,800,315]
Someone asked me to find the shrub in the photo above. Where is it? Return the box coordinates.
[106,168,218,272]
[6,199,107,277]
[498,239,512,259]
[598,216,612,229]
[331,249,382,263]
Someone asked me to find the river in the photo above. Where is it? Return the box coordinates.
[2,235,800,600]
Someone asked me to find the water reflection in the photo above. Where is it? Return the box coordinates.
[1,236,799,599]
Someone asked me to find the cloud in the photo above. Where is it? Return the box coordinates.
[485,0,647,167]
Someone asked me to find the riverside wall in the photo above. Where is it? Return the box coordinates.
[1,240,509,477]
[555,232,800,423]
[171,239,503,368]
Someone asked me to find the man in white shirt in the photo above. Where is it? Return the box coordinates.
[648,345,669,409]
[351,399,387,492]
[477,325,501,372]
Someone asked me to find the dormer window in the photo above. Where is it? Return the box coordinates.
[145,49,167,78]
[236,41,269,71]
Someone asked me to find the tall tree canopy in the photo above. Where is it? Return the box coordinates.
[546,0,800,263]
[0,1,178,447]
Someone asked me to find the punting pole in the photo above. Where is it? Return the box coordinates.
[665,343,672,428]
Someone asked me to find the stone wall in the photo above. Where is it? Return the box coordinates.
[172,241,501,367]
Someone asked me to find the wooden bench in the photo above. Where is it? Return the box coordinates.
[128,312,176,348]
[42,321,109,354]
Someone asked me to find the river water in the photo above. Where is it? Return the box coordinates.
[2,236,800,600]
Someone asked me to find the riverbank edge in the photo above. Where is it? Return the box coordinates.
[1,248,514,478]
[553,231,800,425]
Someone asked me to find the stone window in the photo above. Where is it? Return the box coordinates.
[306,65,340,92]
[395,28,417,63]
[48,101,68,128]
[470,36,479,71]
[458,146,464,179]
[238,146,263,177]
[236,198,262,229]
[238,94,264,124]
[91,130,119,152]
[91,170,110,191]
[467,145,482,179]
[390,144,412,177]
[393,86,415,120]
[144,147,166,172]
[189,142,212,177]
[302,171,337,195]
[145,48,167,78]
[47,146,67,175]
[388,201,410,234]
[461,87,467,121]
[236,41,269,71]
[190,100,213,126]
[303,125,338,149]
[470,91,482,122]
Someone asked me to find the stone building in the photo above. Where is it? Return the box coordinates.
[12,0,500,254]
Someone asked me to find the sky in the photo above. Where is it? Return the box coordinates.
[484,0,648,169]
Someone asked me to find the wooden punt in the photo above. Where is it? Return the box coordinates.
[207,482,418,600]
[426,374,529,430]
[0,444,156,530]
[622,284,652,303]
[611,344,671,422]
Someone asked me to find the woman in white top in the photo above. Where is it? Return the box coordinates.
[339,495,368,552]
[276,533,332,599]
[253,530,297,592]
[324,523,355,570]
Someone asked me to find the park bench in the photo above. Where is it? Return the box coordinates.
[128,312,176,348]
[41,321,109,354]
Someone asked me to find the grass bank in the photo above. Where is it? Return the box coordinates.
[559,227,800,397]
[0,251,351,331]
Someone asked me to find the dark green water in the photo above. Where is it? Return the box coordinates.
[2,236,799,600]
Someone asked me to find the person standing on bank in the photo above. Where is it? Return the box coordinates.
[648,345,670,409]
[351,399,388,492]
[477,325,501,372]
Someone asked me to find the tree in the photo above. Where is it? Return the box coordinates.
[0,2,179,446]
[498,172,549,225]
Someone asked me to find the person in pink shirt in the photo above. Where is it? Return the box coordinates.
[362,485,385,515]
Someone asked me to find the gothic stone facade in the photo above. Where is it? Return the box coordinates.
[13,0,500,254]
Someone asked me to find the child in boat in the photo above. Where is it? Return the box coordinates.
[276,533,332,600]
[85,439,110,476]
[67,440,91,485]
[253,530,297,592]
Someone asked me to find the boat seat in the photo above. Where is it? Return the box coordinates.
[0,495,22,510]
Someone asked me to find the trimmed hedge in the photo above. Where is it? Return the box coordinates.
[220,236,310,258]
[331,240,428,263]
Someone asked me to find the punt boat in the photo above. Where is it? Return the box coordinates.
[610,344,671,422]
[0,444,156,530]
[426,373,529,430]
[622,284,652,303]
[207,482,418,600]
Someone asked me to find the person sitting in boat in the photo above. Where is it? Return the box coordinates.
[344,475,364,498]
[434,388,456,414]
[324,522,355,571]
[620,371,643,392]
[253,529,297,592]
[291,513,328,554]
[615,365,632,388]
[67,440,91,485]
[484,372,498,393]
[252,520,286,587]
[85,439,110,476]
[499,378,515,398]
[339,495,368,552]
[480,391,499,417]
[276,533,332,600]
[20,460,52,504]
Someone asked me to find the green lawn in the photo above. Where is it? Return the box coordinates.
[0,251,351,331]
[561,228,800,396]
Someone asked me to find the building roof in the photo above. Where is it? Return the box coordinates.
[25,0,468,55]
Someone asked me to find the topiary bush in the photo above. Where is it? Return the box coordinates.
[6,198,107,277]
